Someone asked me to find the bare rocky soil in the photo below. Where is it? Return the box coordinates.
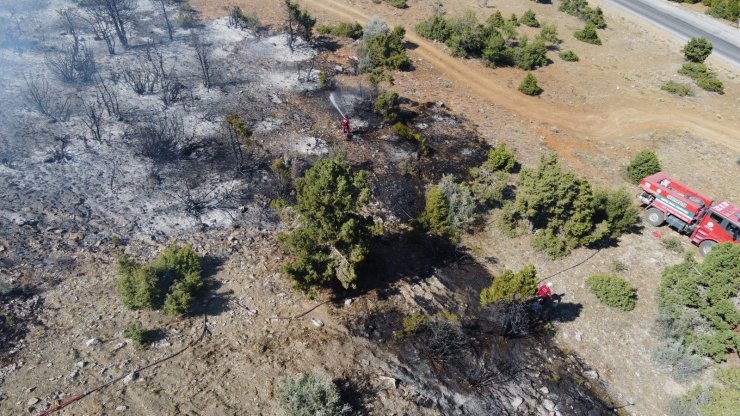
[0,1,738,416]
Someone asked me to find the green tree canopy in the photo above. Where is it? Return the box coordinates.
[282,157,374,290]
[657,243,740,361]
[480,265,538,305]
[682,37,713,63]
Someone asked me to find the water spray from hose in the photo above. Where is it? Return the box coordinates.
[329,92,345,118]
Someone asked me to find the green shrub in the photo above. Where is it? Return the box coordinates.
[502,153,638,258]
[586,274,637,311]
[518,73,542,96]
[487,11,505,28]
[626,149,661,184]
[560,0,607,28]
[418,175,476,239]
[696,74,724,94]
[661,236,685,254]
[480,265,537,305]
[469,168,507,205]
[419,185,452,237]
[652,339,708,380]
[678,62,724,94]
[401,312,429,335]
[520,10,540,27]
[393,122,429,155]
[706,0,740,21]
[668,368,740,416]
[281,157,373,290]
[511,37,548,70]
[574,24,601,45]
[385,0,408,8]
[594,188,640,237]
[678,62,709,79]
[116,245,203,315]
[277,374,352,416]
[316,21,363,39]
[532,230,571,258]
[657,244,740,361]
[374,91,400,122]
[116,257,159,310]
[124,323,153,348]
[358,20,411,72]
[438,175,477,235]
[682,37,713,63]
[484,144,517,172]
[559,50,579,62]
[416,14,450,42]
[661,81,694,96]
[536,22,560,46]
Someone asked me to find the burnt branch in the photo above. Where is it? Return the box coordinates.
[127,115,185,164]
[22,76,72,122]
[190,33,211,89]
[80,0,137,49]
[46,40,97,84]
[94,75,121,119]
[82,99,104,142]
[151,0,173,41]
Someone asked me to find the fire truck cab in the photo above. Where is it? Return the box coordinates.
[637,172,739,255]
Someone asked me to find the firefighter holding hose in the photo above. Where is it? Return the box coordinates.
[342,115,350,138]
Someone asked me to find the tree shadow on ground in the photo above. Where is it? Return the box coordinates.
[335,376,375,414]
[549,302,583,323]
[356,230,457,293]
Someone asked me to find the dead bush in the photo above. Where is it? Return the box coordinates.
[22,75,72,122]
[128,115,185,164]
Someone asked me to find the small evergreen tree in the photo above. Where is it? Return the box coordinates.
[559,50,579,61]
[281,157,374,290]
[682,37,713,63]
[518,73,542,96]
[520,10,540,27]
[574,24,601,45]
[657,244,740,361]
[373,91,400,122]
[480,265,538,305]
[626,149,661,184]
[586,274,637,311]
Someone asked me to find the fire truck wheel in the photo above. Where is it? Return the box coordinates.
[699,240,716,256]
[645,208,665,227]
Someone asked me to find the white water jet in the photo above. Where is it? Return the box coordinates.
[329,92,345,118]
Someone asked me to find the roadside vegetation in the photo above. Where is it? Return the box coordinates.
[317,21,364,39]
[415,10,559,70]
[668,0,740,22]
[677,38,724,94]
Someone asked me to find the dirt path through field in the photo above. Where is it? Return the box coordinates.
[292,0,739,153]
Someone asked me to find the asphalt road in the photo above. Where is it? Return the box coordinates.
[598,0,740,68]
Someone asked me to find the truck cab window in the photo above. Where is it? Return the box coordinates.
[724,222,739,242]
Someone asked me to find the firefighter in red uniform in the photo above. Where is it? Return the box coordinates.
[341,116,350,137]
[536,282,553,305]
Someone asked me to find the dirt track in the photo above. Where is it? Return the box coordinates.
[296,0,739,153]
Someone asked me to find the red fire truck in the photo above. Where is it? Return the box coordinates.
[637,172,740,255]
